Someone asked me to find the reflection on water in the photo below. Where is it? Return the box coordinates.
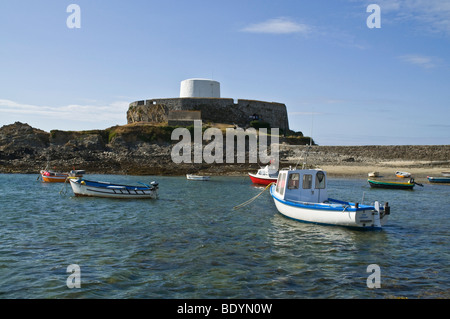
[0,174,448,298]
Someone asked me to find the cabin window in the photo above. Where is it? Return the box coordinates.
[276,174,281,193]
[315,171,326,189]
[276,172,286,196]
[287,173,299,189]
[303,174,312,189]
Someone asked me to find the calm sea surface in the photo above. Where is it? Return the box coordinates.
[0,174,448,299]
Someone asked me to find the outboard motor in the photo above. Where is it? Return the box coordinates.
[150,181,159,190]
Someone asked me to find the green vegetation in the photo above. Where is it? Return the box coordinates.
[249,120,271,130]
[48,123,315,146]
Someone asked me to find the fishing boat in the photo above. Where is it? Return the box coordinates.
[395,171,411,178]
[186,174,210,181]
[270,168,390,229]
[69,178,159,199]
[427,176,450,183]
[441,172,450,177]
[368,178,420,190]
[40,169,84,183]
[248,164,278,185]
[40,170,69,183]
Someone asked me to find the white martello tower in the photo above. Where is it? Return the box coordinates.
[179,78,220,98]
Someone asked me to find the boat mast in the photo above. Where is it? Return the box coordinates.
[295,109,314,170]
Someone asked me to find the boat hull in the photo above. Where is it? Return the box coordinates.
[42,175,68,183]
[186,174,210,181]
[270,186,387,228]
[395,171,411,178]
[428,177,450,183]
[368,179,414,190]
[40,170,69,183]
[248,173,277,186]
[40,169,84,183]
[69,179,158,199]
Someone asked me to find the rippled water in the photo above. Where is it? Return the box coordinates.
[0,174,448,299]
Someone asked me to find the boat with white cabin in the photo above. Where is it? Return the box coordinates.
[270,168,390,229]
[248,164,279,185]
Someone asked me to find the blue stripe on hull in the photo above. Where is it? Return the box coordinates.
[270,186,376,212]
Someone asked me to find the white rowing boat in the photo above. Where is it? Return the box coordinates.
[69,178,159,199]
[186,174,210,181]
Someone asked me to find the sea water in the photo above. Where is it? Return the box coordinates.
[0,174,448,299]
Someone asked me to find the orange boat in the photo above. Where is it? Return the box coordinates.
[395,171,411,178]
[40,169,85,183]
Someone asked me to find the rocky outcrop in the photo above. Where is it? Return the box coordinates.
[0,122,449,175]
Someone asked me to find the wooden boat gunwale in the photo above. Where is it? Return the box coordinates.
[69,178,158,199]
[368,178,415,189]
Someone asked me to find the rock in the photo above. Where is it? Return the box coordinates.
[0,122,449,175]
[0,122,49,151]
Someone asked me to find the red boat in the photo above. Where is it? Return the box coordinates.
[248,165,278,185]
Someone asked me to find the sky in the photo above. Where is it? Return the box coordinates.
[0,0,449,146]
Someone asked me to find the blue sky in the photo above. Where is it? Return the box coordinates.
[0,0,449,145]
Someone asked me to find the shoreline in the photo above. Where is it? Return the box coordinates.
[318,165,447,182]
[1,123,449,181]
[4,164,447,184]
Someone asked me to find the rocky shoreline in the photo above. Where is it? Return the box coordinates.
[1,122,449,180]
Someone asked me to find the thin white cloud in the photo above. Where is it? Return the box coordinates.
[0,99,129,122]
[398,54,438,69]
[241,17,310,34]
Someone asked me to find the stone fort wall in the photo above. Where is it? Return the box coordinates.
[127,98,290,132]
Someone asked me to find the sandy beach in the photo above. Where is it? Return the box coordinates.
[318,164,446,181]
[278,144,450,182]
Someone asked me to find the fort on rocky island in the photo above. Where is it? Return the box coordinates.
[127,79,290,133]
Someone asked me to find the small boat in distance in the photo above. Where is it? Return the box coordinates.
[40,169,84,183]
[427,176,450,183]
[69,178,159,199]
[395,171,411,178]
[248,164,278,186]
[40,170,68,183]
[368,178,421,190]
[270,168,390,229]
[441,172,450,177]
[186,174,210,181]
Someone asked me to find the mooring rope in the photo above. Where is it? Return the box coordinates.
[233,182,274,210]
[59,177,70,195]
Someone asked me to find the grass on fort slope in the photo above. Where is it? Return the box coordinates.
[54,121,313,145]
